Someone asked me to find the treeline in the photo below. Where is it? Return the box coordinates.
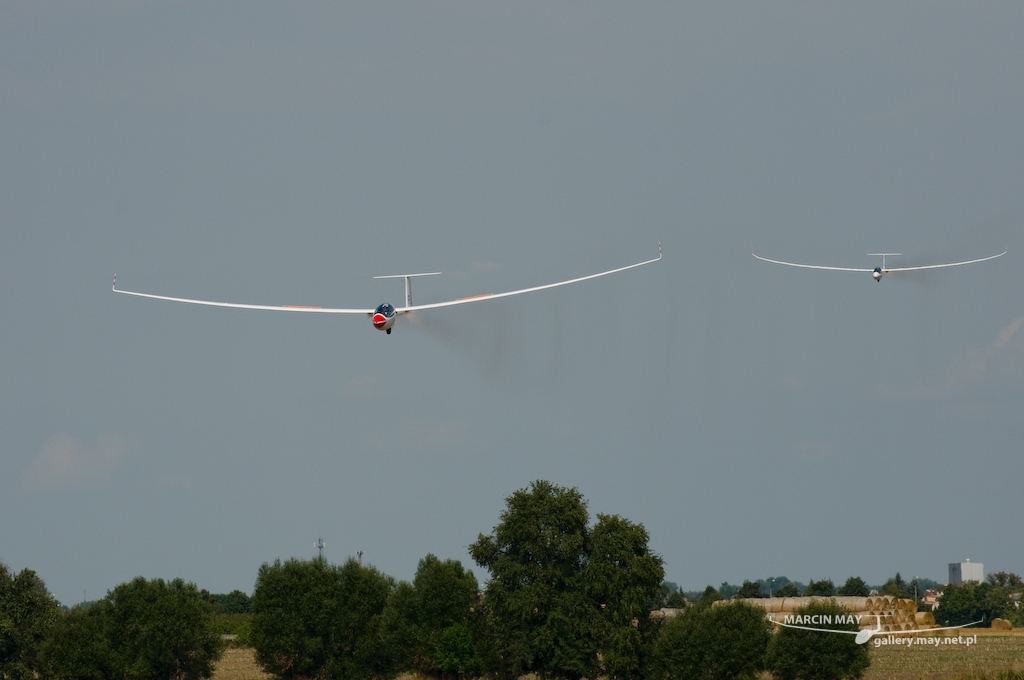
[690,573,1023,628]
[14,479,1014,680]
[707,574,942,602]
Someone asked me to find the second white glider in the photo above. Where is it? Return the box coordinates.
[113,245,662,334]
[753,250,1005,282]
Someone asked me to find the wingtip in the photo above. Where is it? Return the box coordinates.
[657,242,662,259]
[112,274,116,291]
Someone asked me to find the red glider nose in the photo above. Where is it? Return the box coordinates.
[372,313,387,328]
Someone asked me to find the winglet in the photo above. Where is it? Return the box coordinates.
[658,243,662,260]
[112,274,117,291]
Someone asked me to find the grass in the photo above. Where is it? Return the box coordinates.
[212,647,272,680]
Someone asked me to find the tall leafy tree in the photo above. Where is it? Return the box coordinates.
[470,480,663,680]
[470,481,596,680]
[648,600,770,680]
[0,563,61,680]
[585,513,664,680]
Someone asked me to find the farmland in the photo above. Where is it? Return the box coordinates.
[212,631,1024,680]
[863,630,1024,680]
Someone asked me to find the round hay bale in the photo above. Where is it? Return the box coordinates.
[915,612,935,626]
[991,618,1013,631]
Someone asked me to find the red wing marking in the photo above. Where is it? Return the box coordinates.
[283,305,322,309]
[455,293,494,301]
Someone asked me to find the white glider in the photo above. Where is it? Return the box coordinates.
[752,250,1006,282]
[768,613,984,645]
[113,245,661,334]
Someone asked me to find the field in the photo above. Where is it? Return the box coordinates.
[863,630,1024,680]
[213,632,1024,680]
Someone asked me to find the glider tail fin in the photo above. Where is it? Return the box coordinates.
[373,272,442,307]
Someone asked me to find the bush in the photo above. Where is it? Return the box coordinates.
[766,599,869,680]
[43,577,223,680]
[648,600,770,680]
[250,557,394,680]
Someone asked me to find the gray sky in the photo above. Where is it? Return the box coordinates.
[2,2,1022,606]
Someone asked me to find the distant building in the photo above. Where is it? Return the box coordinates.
[949,559,984,585]
[921,589,943,610]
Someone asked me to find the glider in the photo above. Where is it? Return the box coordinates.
[113,245,661,334]
[768,613,983,645]
[752,250,1006,282]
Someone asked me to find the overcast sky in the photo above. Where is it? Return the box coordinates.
[3,2,1022,606]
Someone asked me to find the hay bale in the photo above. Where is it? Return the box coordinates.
[831,597,870,611]
[915,612,935,626]
[991,618,1013,631]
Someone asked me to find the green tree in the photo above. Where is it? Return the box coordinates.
[775,583,799,598]
[736,580,765,599]
[717,582,739,600]
[648,600,770,680]
[766,599,869,680]
[0,563,61,680]
[836,577,869,597]
[44,577,223,680]
[433,624,482,677]
[804,579,836,597]
[935,582,1009,627]
[250,557,394,680]
[585,513,665,680]
[470,480,664,680]
[470,481,597,680]
[988,571,1023,587]
[880,573,909,599]
[379,555,482,676]
[695,586,721,608]
[41,605,115,680]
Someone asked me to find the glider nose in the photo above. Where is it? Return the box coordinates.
[372,313,388,329]
[872,268,882,282]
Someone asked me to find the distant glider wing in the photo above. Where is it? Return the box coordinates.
[112,276,373,315]
[397,246,662,313]
[752,253,872,273]
[884,249,1006,273]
